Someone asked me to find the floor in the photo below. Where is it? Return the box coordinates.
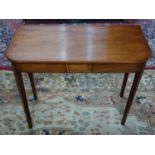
[0,70,155,134]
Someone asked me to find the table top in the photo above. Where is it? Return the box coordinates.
[6,25,151,64]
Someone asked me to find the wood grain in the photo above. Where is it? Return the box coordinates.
[91,63,143,73]
[67,64,91,72]
[15,63,67,72]
[15,63,143,73]
[6,25,151,64]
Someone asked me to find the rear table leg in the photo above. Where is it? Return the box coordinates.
[28,73,37,100]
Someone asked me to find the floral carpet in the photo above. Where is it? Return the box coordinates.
[0,19,155,70]
[0,70,155,134]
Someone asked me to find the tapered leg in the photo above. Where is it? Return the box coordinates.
[120,73,129,97]
[12,64,32,128]
[28,73,37,100]
[121,71,144,125]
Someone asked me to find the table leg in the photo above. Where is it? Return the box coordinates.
[120,73,129,97]
[28,73,37,100]
[121,70,144,125]
[12,65,32,128]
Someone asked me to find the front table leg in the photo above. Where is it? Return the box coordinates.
[121,70,144,125]
[12,65,32,128]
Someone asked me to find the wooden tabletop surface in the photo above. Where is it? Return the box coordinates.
[6,25,151,63]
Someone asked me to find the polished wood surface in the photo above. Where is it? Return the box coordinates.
[14,63,143,73]
[67,64,91,72]
[121,69,144,125]
[120,73,129,97]
[6,25,151,63]
[15,63,67,73]
[28,73,37,100]
[6,25,151,128]
[12,63,32,128]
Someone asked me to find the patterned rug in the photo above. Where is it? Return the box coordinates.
[0,19,155,70]
[0,70,155,134]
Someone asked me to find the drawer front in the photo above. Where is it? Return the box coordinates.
[15,63,142,73]
[67,64,91,72]
[15,63,67,73]
[92,63,142,73]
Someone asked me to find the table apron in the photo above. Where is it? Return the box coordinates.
[14,63,144,73]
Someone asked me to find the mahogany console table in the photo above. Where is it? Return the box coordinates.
[6,25,151,128]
